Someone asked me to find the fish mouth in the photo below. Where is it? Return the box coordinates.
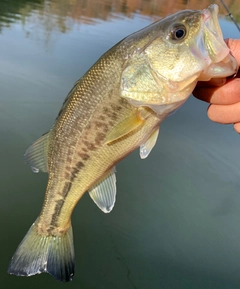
[202,4,223,41]
[197,4,239,80]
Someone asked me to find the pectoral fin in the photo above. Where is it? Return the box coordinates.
[88,169,117,213]
[140,127,159,159]
[24,132,50,173]
[105,109,149,145]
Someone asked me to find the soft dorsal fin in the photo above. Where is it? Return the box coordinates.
[88,169,116,213]
[24,132,50,173]
[140,127,159,159]
[105,108,151,145]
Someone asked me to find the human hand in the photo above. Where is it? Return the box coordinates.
[193,39,240,133]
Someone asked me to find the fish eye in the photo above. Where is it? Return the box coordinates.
[170,25,187,41]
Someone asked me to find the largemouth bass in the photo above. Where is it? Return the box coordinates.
[8,4,238,282]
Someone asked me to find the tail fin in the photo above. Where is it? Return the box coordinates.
[8,220,74,282]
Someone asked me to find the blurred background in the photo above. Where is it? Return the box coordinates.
[1,0,240,288]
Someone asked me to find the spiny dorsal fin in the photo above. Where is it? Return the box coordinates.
[88,169,116,213]
[24,132,50,173]
[140,127,159,159]
[105,108,150,145]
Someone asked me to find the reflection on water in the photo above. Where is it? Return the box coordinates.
[1,0,240,289]
[0,0,240,36]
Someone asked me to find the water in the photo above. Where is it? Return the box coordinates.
[1,0,240,288]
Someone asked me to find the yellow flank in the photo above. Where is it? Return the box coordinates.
[40,92,160,232]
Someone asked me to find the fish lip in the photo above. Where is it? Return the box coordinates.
[202,4,219,21]
[202,4,223,40]
[192,4,227,66]
[203,4,219,18]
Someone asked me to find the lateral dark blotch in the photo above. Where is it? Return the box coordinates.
[110,103,122,112]
[78,153,90,161]
[71,168,79,180]
[110,112,118,121]
[76,162,84,170]
[82,140,96,151]
[94,121,105,128]
[70,162,85,182]
[95,132,105,145]
[47,225,55,234]
[65,172,71,180]
[98,115,105,121]
[103,124,109,133]
[103,107,110,114]
[50,199,65,227]
[62,182,72,198]
[66,156,72,163]
[81,147,88,153]
[119,97,127,105]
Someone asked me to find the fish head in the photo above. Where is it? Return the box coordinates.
[120,4,239,115]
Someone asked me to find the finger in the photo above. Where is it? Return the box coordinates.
[207,102,240,124]
[196,78,226,87]
[226,39,240,63]
[233,123,240,134]
[193,77,240,104]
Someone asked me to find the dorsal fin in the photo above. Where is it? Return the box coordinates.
[24,132,50,173]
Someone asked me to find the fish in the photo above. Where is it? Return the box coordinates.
[8,4,238,282]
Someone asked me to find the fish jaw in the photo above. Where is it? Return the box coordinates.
[195,4,239,80]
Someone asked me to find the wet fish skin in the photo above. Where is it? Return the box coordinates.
[8,4,238,282]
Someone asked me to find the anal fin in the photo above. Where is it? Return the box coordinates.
[88,169,116,213]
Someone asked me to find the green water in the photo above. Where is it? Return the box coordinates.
[1,0,240,288]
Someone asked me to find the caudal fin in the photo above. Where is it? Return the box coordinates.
[8,220,74,282]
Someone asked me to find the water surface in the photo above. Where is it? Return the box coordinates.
[1,0,240,288]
